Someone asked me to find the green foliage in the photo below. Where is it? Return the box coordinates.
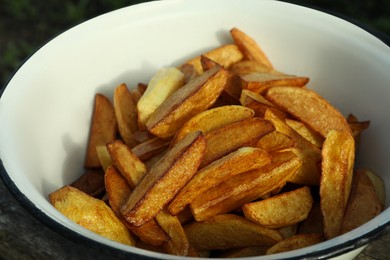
[0,0,388,89]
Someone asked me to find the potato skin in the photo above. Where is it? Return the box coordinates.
[242,186,313,228]
[121,131,206,227]
[49,186,135,246]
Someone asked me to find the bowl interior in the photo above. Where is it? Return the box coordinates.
[1,0,390,259]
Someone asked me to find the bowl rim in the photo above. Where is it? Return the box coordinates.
[1,0,390,259]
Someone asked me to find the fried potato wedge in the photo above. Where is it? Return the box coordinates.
[264,109,322,185]
[341,169,383,234]
[106,140,147,189]
[105,165,169,246]
[230,27,273,69]
[137,67,184,128]
[49,185,135,246]
[190,150,302,221]
[347,114,370,142]
[257,131,295,152]
[320,129,355,239]
[201,117,275,167]
[172,105,255,145]
[266,86,351,137]
[114,83,139,147]
[241,72,309,94]
[168,147,271,215]
[146,66,229,138]
[184,214,283,251]
[240,89,286,118]
[285,119,324,148]
[131,137,170,162]
[155,209,190,256]
[71,169,105,198]
[200,55,243,101]
[180,64,199,84]
[104,165,130,216]
[230,60,283,76]
[278,224,298,239]
[121,131,206,227]
[182,44,244,75]
[96,145,112,171]
[84,93,118,168]
[364,169,386,208]
[129,88,143,104]
[131,130,154,144]
[266,234,324,255]
[242,186,313,228]
[137,82,147,94]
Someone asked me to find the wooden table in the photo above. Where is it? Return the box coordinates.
[0,178,389,259]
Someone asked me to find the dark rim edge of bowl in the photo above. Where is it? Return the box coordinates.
[0,1,389,259]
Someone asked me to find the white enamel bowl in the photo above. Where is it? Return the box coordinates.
[1,0,389,259]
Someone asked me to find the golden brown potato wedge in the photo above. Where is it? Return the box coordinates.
[241,72,309,94]
[143,150,167,172]
[121,131,206,227]
[341,169,383,234]
[278,224,298,239]
[137,67,184,128]
[49,185,135,246]
[230,27,273,69]
[266,234,324,255]
[129,88,143,104]
[172,105,255,146]
[257,131,296,152]
[242,186,313,228]
[104,165,169,246]
[179,64,199,84]
[155,209,190,256]
[230,60,283,76]
[240,89,287,118]
[364,169,386,208]
[264,109,322,185]
[184,214,283,251]
[320,129,355,239]
[200,55,243,101]
[84,93,118,168]
[131,137,170,162]
[71,169,105,198]
[137,82,147,95]
[190,150,302,221]
[106,140,147,189]
[201,117,275,167]
[95,145,112,171]
[168,147,271,215]
[131,130,154,144]
[285,119,324,148]
[104,165,131,216]
[147,65,229,138]
[266,86,351,137]
[200,54,219,71]
[113,83,139,147]
[182,44,244,75]
[347,114,370,142]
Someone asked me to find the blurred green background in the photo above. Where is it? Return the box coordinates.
[0,0,389,89]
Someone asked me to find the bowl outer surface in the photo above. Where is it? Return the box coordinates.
[0,0,390,259]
